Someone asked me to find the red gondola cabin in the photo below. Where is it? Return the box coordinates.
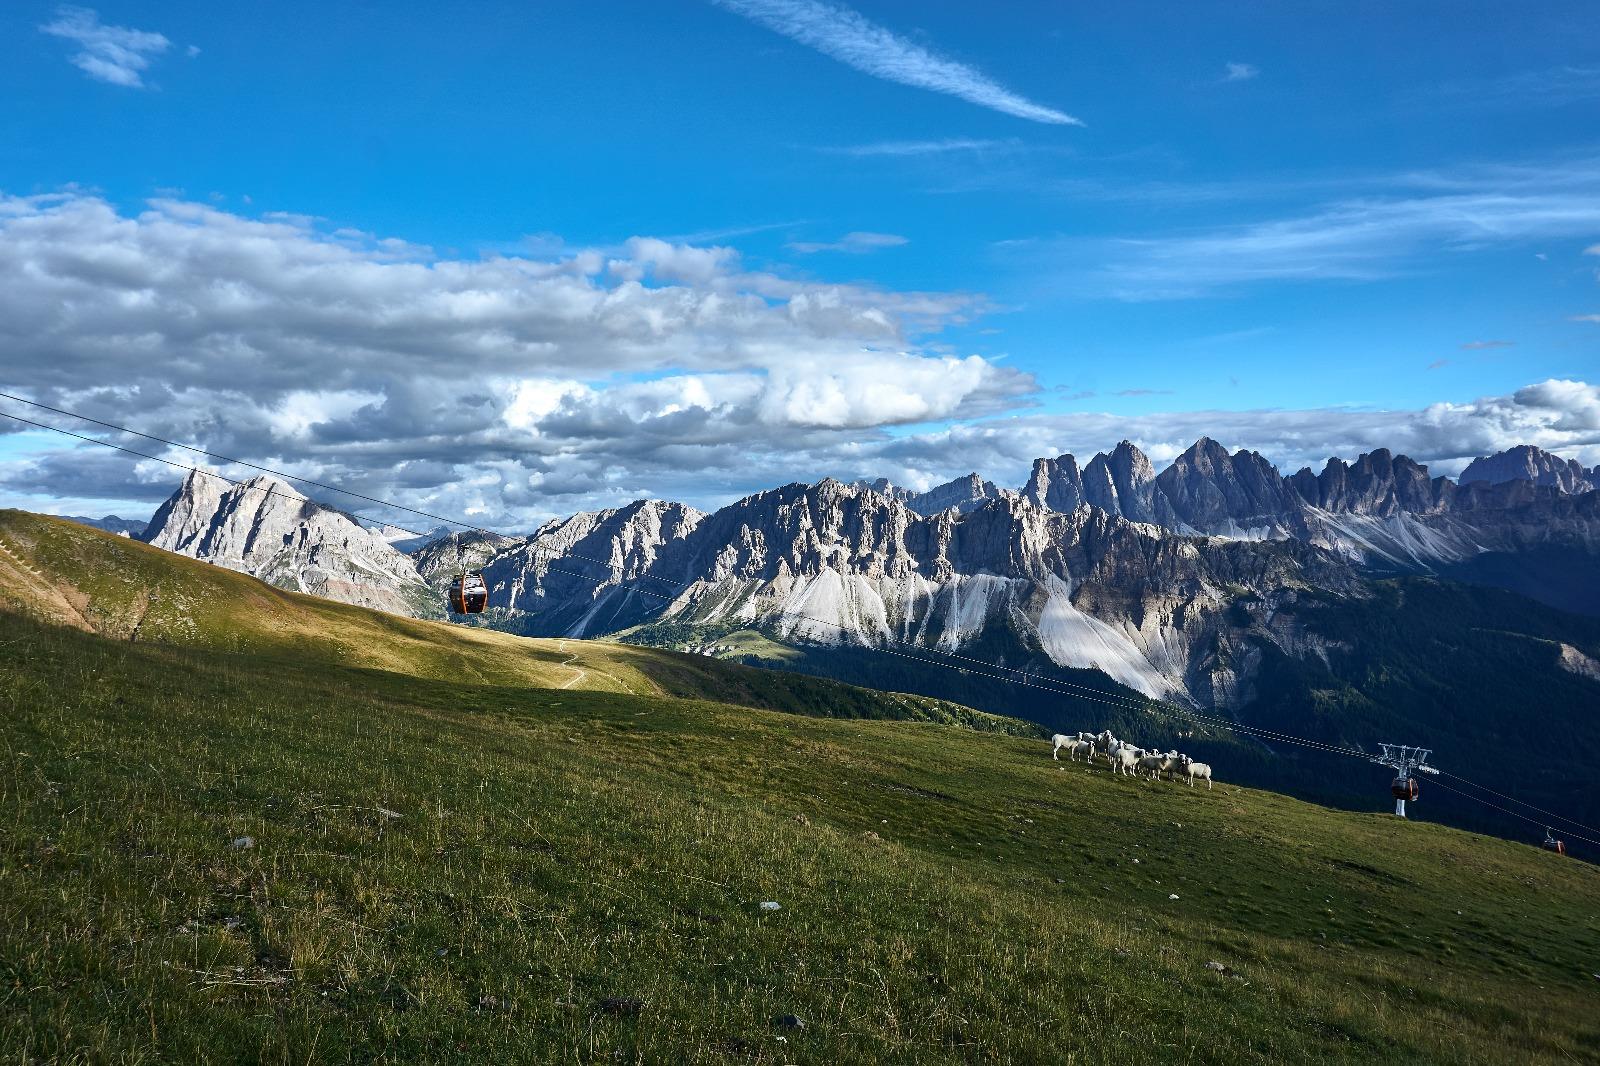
[448,572,488,615]
[1390,776,1420,801]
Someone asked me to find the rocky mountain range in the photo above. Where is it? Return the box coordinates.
[141,471,436,618]
[121,442,1600,711]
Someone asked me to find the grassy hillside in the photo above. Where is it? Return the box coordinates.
[0,510,1029,734]
[1,525,1598,1060]
[627,577,1600,856]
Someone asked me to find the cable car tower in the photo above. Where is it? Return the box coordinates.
[1370,744,1438,817]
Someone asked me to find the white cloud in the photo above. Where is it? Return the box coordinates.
[711,0,1081,125]
[1075,158,1600,298]
[787,231,909,254]
[1222,62,1258,83]
[39,6,171,88]
[1460,339,1514,350]
[825,138,1018,157]
[850,379,1600,489]
[0,191,1028,525]
[1571,314,1600,323]
[1430,65,1600,110]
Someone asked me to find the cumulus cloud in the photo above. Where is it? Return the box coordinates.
[6,191,1595,528]
[843,379,1600,492]
[711,0,1081,125]
[39,6,171,88]
[787,231,909,254]
[0,191,1027,526]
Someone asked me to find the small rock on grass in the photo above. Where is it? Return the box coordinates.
[759,901,782,911]
[230,836,254,850]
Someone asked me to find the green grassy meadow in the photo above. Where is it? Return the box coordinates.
[1,514,1598,1063]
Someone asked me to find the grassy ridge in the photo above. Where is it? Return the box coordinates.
[2,608,1599,1060]
[0,510,1030,734]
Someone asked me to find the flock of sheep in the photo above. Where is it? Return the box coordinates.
[1051,730,1214,790]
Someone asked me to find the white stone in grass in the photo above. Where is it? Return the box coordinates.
[230,836,254,849]
[1168,893,1180,900]
[759,901,781,911]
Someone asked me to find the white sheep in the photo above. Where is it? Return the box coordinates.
[1051,734,1094,761]
[1107,746,1141,777]
[1056,736,1094,758]
[1135,752,1168,780]
[1179,756,1213,790]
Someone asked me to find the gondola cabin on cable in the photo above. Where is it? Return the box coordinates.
[1542,829,1567,856]
[447,572,488,615]
[1390,776,1420,802]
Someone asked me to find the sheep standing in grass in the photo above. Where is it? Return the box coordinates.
[1179,756,1213,790]
[1107,745,1141,777]
[1135,752,1168,780]
[1051,735,1095,762]
[1154,751,1182,781]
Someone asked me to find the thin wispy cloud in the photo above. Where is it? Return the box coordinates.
[1461,339,1515,350]
[39,5,170,88]
[1222,62,1259,83]
[1427,359,1451,370]
[1083,157,1600,298]
[826,138,1018,157]
[1572,314,1600,324]
[1432,65,1600,110]
[788,231,909,254]
[711,0,1081,125]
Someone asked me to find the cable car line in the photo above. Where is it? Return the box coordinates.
[0,392,1395,744]
[0,398,1315,729]
[6,400,1596,848]
[1428,779,1600,850]
[0,390,693,594]
[0,403,1413,756]
[0,396,1469,760]
[1,406,1385,761]
[1431,770,1600,838]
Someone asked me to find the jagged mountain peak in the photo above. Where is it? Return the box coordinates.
[143,471,431,617]
[1460,444,1595,494]
[904,472,1003,516]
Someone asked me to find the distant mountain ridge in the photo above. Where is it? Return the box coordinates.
[62,515,146,537]
[120,441,1600,711]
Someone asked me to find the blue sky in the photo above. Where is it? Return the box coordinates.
[1,1,1598,524]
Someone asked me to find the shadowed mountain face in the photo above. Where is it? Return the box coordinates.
[127,442,1600,708]
[1460,444,1596,494]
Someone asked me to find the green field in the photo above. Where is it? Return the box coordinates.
[2,514,1598,1063]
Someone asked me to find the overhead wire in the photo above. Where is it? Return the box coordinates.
[1433,770,1600,839]
[1428,779,1600,850]
[4,394,1597,847]
[0,400,1459,754]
